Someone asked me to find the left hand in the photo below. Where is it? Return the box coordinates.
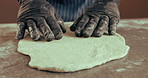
[70,1,120,37]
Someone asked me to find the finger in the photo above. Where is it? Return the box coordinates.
[70,15,83,32]
[75,15,89,37]
[36,17,55,41]
[55,13,66,33]
[108,17,118,35]
[82,16,99,37]
[58,20,66,33]
[15,22,26,40]
[46,16,63,40]
[59,24,66,33]
[93,15,109,37]
[27,19,40,41]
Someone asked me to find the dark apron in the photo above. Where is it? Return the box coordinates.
[47,0,95,21]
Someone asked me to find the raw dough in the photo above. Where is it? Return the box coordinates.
[17,23,130,72]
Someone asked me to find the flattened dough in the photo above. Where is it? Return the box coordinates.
[17,23,130,72]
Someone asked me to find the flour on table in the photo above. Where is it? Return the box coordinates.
[17,23,130,72]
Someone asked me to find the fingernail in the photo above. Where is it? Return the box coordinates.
[94,33,103,37]
[55,32,63,40]
[109,31,116,35]
[45,34,55,41]
[32,35,40,41]
[75,31,82,37]
[16,35,23,40]
[70,26,76,31]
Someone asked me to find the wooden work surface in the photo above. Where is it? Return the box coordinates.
[0,19,148,78]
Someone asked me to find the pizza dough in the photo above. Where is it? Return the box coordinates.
[17,23,130,72]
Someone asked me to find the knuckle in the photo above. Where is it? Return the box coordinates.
[39,23,46,27]
[27,21,35,27]
[100,20,108,26]
[87,24,95,30]
[81,16,89,22]
[96,26,106,32]
[89,20,97,26]
[103,21,108,25]
[27,19,34,23]
[111,17,118,21]
[37,17,45,21]
[83,31,90,36]
[111,17,119,24]
[17,22,25,27]
[17,21,25,25]
[37,17,46,25]
[101,15,109,19]
[17,22,25,29]
[79,19,87,23]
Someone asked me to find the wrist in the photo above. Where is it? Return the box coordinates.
[95,0,121,6]
[85,0,120,20]
[18,0,47,5]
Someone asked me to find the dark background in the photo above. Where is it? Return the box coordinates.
[0,0,148,23]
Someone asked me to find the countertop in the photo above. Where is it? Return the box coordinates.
[0,18,148,78]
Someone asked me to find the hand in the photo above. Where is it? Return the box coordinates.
[70,0,120,37]
[16,0,66,41]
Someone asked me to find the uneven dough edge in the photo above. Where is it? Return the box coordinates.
[17,23,130,72]
[17,34,130,72]
[28,46,129,72]
[30,48,129,72]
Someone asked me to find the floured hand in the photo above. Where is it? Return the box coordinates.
[16,0,66,41]
[70,0,120,37]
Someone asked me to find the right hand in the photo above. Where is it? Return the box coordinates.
[70,0,120,37]
[16,0,66,41]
